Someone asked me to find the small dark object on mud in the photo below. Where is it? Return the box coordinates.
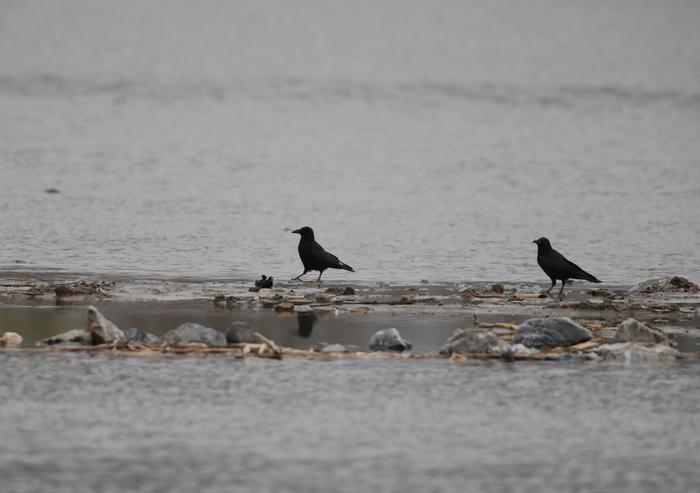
[292,226,354,281]
[342,286,356,295]
[255,275,274,289]
[44,187,60,194]
[491,283,504,294]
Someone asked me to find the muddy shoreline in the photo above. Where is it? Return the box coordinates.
[1,273,698,356]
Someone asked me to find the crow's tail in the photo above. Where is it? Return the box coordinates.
[577,270,601,283]
[339,262,355,272]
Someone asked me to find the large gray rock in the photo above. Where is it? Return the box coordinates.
[440,329,504,355]
[162,323,227,346]
[614,318,674,346]
[225,321,261,344]
[513,317,592,348]
[593,343,679,361]
[86,306,125,344]
[124,327,161,344]
[368,328,412,352]
[41,328,92,346]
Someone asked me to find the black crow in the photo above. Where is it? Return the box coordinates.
[292,226,355,281]
[533,237,601,298]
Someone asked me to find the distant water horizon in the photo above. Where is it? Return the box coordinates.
[1,0,699,284]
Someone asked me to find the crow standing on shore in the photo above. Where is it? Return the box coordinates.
[533,237,601,298]
[292,226,354,281]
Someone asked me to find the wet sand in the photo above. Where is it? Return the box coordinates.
[1,274,698,353]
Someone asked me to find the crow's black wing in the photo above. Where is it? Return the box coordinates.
[309,241,354,271]
[540,249,599,282]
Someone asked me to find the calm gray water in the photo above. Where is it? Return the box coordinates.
[1,354,699,493]
[0,0,699,283]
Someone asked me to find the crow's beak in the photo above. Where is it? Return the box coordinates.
[292,229,301,234]
[532,240,538,244]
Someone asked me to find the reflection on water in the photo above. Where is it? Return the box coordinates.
[0,302,464,351]
[297,311,317,338]
[1,355,699,492]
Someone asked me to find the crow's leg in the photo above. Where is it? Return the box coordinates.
[317,270,324,282]
[545,279,556,295]
[292,270,308,281]
[558,279,567,299]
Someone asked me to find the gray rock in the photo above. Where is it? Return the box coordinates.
[614,318,674,346]
[162,323,227,346]
[630,276,699,294]
[513,317,592,348]
[368,328,412,352]
[439,329,504,355]
[593,343,679,361]
[124,328,161,344]
[86,306,125,344]
[40,328,92,346]
[225,321,261,344]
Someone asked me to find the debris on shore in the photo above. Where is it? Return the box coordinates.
[630,276,700,294]
[1,275,698,362]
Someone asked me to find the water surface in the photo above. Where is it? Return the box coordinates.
[1,354,699,492]
[1,0,699,283]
